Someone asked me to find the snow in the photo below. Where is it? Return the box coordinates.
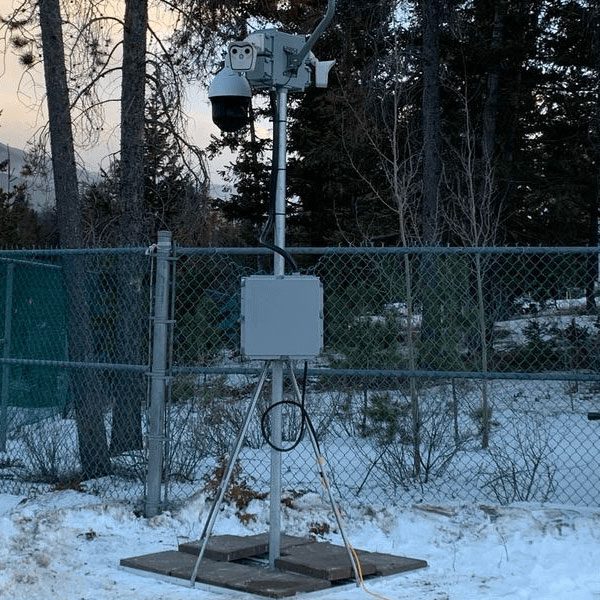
[494,314,599,348]
[1,489,599,600]
[2,298,600,599]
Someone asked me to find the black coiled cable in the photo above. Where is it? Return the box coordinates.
[260,362,321,454]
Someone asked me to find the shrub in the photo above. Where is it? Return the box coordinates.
[483,412,556,504]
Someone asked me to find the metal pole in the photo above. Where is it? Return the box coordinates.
[269,87,288,568]
[145,231,172,518]
[274,88,288,276]
[289,0,337,69]
[0,262,14,452]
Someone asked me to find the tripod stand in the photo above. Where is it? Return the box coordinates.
[189,360,361,587]
[189,362,270,584]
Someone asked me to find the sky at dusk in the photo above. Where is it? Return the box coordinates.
[0,0,229,181]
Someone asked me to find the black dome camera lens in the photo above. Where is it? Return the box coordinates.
[211,96,251,132]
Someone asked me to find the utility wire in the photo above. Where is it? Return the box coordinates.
[261,362,309,453]
[268,362,394,600]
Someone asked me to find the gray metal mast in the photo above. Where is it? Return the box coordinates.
[269,86,288,566]
[145,231,173,518]
[200,0,336,574]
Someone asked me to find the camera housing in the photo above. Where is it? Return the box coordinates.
[228,41,258,71]
[207,67,252,132]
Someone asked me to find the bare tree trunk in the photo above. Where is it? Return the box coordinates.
[119,0,148,244]
[481,2,505,168]
[38,0,110,477]
[500,2,542,218]
[587,5,600,311]
[419,0,444,380]
[475,253,491,448]
[404,255,421,476]
[110,0,149,455]
[477,3,505,447]
[421,0,442,245]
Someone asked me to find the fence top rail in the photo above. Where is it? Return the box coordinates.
[0,256,62,269]
[0,246,149,258]
[175,245,600,256]
[2,245,598,258]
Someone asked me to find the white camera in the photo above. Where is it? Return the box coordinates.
[228,42,258,71]
[208,22,336,132]
[207,67,252,132]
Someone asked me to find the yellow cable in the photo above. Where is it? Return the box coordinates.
[316,454,394,600]
[349,544,395,600]
[293,361,395,600]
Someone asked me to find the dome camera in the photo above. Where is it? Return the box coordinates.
[208,67,252,132]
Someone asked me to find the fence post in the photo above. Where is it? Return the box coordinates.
[145,231,173,517]
[0,262,14,452]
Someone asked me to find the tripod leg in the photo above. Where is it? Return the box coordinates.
[287,363,362,585]
[190,362,270,586]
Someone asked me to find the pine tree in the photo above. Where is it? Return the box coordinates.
[0,185,41,247]
[203,0,397,245]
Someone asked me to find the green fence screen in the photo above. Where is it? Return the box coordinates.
[0,259,68,411]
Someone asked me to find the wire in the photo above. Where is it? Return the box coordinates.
[284,363,394,600]
[260,362,309,453]
[260,363,394,599]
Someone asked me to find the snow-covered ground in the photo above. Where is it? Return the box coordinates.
[2,296,600,598]
[1,489,599,600]
[494,313,599,349]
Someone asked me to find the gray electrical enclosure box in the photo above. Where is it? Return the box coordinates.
[244,30,312,92]
[240,275,323,359]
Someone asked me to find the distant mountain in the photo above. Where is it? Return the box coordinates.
[0,142,98,211]
[0,142,53,210]
[0,141,227,212]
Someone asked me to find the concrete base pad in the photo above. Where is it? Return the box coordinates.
[120,534,427,598]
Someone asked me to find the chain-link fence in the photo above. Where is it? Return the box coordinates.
[0,248,152,502]
[1,242,600,509]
